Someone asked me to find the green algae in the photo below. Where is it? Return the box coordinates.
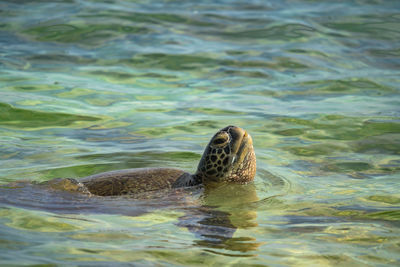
[275,115,400,141]
[0,103,99,129]
[4,84,64,92]
[23,23,151,47]
[0,0,399,266]
[322,162,373,172]
[0,208,80,232]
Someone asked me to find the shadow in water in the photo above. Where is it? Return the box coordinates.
[0,180,262,254]
[178,183,262,254]
[0,181,197,217]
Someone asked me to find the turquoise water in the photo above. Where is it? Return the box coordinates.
[1,0,400,265]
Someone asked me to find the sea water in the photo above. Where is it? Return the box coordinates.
[0,0,399,265]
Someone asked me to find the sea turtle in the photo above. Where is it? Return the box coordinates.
[45,125,256,196]
[0,126,259,252]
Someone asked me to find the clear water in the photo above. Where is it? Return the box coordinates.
[1,0,400,265]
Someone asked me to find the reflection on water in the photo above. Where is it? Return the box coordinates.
[0,179,264,255]
[180,183,261,254]
[1,0,400,265]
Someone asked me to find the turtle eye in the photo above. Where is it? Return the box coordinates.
[212,132,230,147]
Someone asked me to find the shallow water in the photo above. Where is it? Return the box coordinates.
[1,0,400,265]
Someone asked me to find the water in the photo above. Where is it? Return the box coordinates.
[1,0,399,265]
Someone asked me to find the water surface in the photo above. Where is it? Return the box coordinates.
[1,0,399,266]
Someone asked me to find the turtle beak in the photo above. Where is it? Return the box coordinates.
[228,127,243,153]
[234,129,253,165]
[228,126,250,155]
[243,130,253,146]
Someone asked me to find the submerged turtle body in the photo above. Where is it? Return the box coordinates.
[54,125,256,196]
[80,168,194,196]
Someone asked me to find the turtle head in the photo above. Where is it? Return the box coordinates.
[195,125,256,184]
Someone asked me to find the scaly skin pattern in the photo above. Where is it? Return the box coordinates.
[195,125,256,184]
[54,125,256,196]
[80,168,193,196]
